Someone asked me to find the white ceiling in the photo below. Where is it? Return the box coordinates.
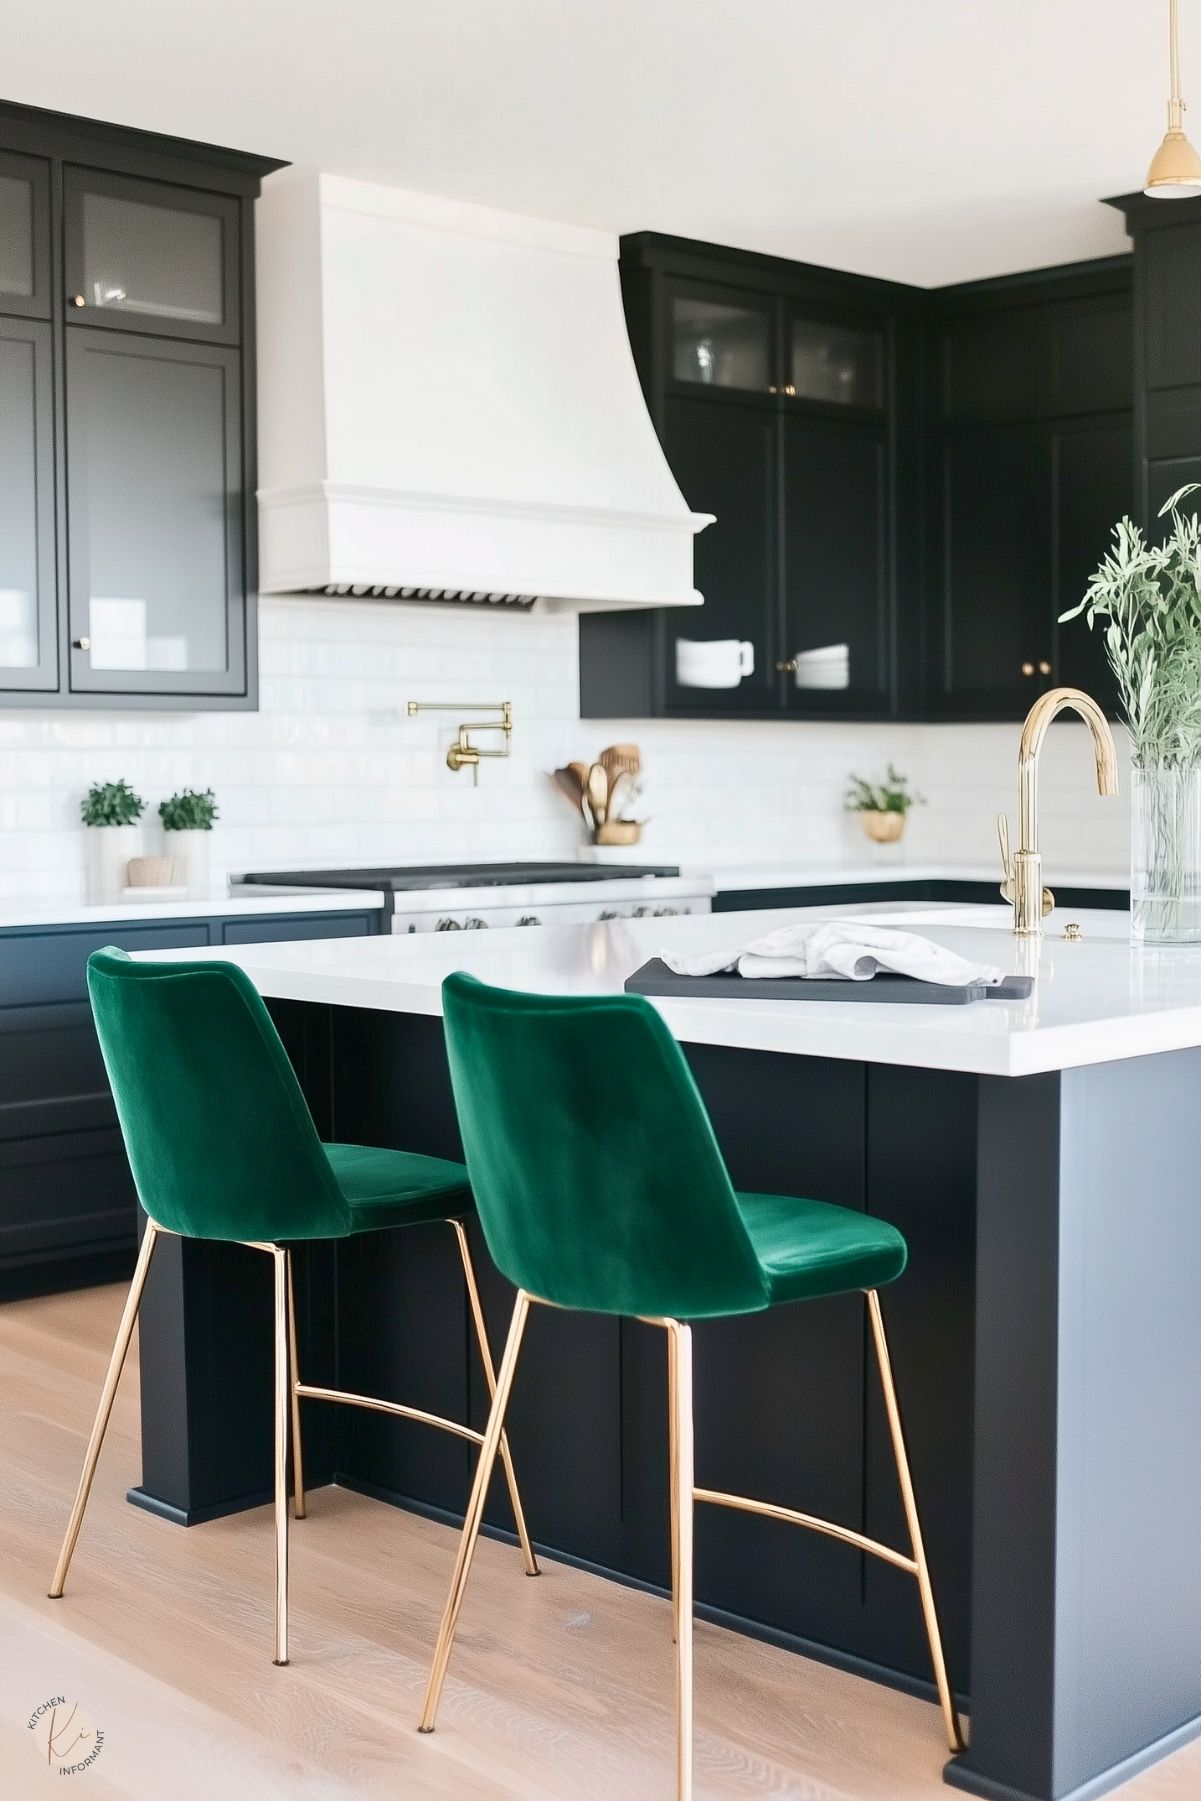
[0,1,1179,285]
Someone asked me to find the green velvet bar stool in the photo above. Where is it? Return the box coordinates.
[418,973,965,1799]
[48,948,538,1666]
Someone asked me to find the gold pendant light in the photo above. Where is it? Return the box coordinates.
[1146,0,1201,196]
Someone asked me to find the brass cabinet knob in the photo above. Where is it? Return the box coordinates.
[783,383,797,397]
[69,294,86,307]
[1038,660,1052,676]
[767,384,778,395]
[1021,661,1035,676]
[72,637,91,651]
[775,658,798,673]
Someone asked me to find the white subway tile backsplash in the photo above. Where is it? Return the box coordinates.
[0,598,1132,899]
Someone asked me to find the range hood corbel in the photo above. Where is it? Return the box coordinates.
[255,173,711,611]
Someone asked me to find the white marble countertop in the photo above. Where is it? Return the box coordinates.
[136,899,1201,1079]
[0,887,386,930]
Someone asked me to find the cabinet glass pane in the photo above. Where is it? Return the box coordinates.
[790,319,882,408]
[671,296,770,391]
[82,193,223,326]
[76,348,229,671]
[0,175,34,300]
[0,334,41,667]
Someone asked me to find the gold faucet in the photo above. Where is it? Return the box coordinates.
[998,686,1119,937]
[406,700,513,785]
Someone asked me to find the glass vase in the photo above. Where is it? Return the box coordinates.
[1130,763,1201,945]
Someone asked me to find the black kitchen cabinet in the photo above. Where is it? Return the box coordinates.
[928,262,1133,719]
[661,394,777,712]
[1113,195,1201,527]
[63,165,239,345]
[781,412,888,711]
[0,100,283,710]
[0,147,50,318]
[938,420,1050,713]
[0,906,379,1300]
[65,331,245,698]
[580,233,913,720]
[0,316,56,692]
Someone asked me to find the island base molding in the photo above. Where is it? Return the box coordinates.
[131,1003,1201,1801]
[943,1706,1201,1801]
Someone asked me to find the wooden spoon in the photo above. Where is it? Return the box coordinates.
[552,767,587,817]
[586,762,609,829]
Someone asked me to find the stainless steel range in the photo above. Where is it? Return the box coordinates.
[239,862,714,932]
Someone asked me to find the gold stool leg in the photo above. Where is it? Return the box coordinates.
[451,1222,538,1577]
[272,1247,290,1666]
[285,1250,306,1520]
[668,1324,680,1636]
[49,1222,159,1599]
[667,1320,695,1801]
[867,1289,965,1754]
[418,1289,531,1733]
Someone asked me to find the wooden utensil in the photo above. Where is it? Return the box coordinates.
[586,762,609,828]
[599,743,641,823]
[552,766,587,817]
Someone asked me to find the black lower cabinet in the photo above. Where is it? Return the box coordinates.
[0,908,378,1299]
[711,879,1128,914]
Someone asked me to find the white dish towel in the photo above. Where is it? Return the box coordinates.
[661,920,1004,987]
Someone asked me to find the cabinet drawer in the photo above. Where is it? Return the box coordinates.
[0,922,211,1008]
[220,913,377,945]
[0,1126,136,1260]
[0,1003,113,1140]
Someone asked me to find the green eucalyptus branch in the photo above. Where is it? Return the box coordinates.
[1060,484,1201,769]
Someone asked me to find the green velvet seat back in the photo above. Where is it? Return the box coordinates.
[441,973,770,1320]
[88,947,352,1243]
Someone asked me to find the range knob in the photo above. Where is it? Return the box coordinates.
[654,906,680,917]
[435,918,463,931]
[464,917,488,930]
[516,915,542,927]
[598,909,621,921]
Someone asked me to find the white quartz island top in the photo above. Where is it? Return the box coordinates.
[137,899,1201,1079]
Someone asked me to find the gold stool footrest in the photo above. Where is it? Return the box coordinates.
[293,1382,485,1447]
[693,1486,918,1576]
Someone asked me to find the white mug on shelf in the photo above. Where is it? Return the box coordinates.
[675,637,755,689]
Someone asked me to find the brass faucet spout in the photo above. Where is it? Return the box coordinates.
[1008,687,1119,937]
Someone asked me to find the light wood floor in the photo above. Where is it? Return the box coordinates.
[0,1284,1198,1801]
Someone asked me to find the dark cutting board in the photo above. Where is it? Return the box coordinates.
[624,958,1034,1006]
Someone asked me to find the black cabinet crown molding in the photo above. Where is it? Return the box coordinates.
[0,98,285,193]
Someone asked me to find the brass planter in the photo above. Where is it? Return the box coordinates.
[860,810,906,845]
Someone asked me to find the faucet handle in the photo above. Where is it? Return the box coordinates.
[996,812,1016,902]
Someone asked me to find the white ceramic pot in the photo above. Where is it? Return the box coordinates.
[164,828,213,899]
[84,824,141,903]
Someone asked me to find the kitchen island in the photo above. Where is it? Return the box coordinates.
[130,903,1201,1801]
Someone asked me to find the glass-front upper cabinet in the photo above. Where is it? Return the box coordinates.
[0,151,51,319]
[788,310,884,410]
[0,319,57,690]
[668,281,775,395]
[63,168,240,344]
[65,330,245,697]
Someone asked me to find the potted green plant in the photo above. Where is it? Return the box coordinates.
[1060,485,1201,944]
[844,765,923,845]
[159,788,219,898]
[80,780,145,902]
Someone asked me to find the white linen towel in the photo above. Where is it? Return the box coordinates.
[661,920,1004,987]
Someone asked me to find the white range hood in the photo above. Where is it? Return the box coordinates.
[255,172,710,611]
